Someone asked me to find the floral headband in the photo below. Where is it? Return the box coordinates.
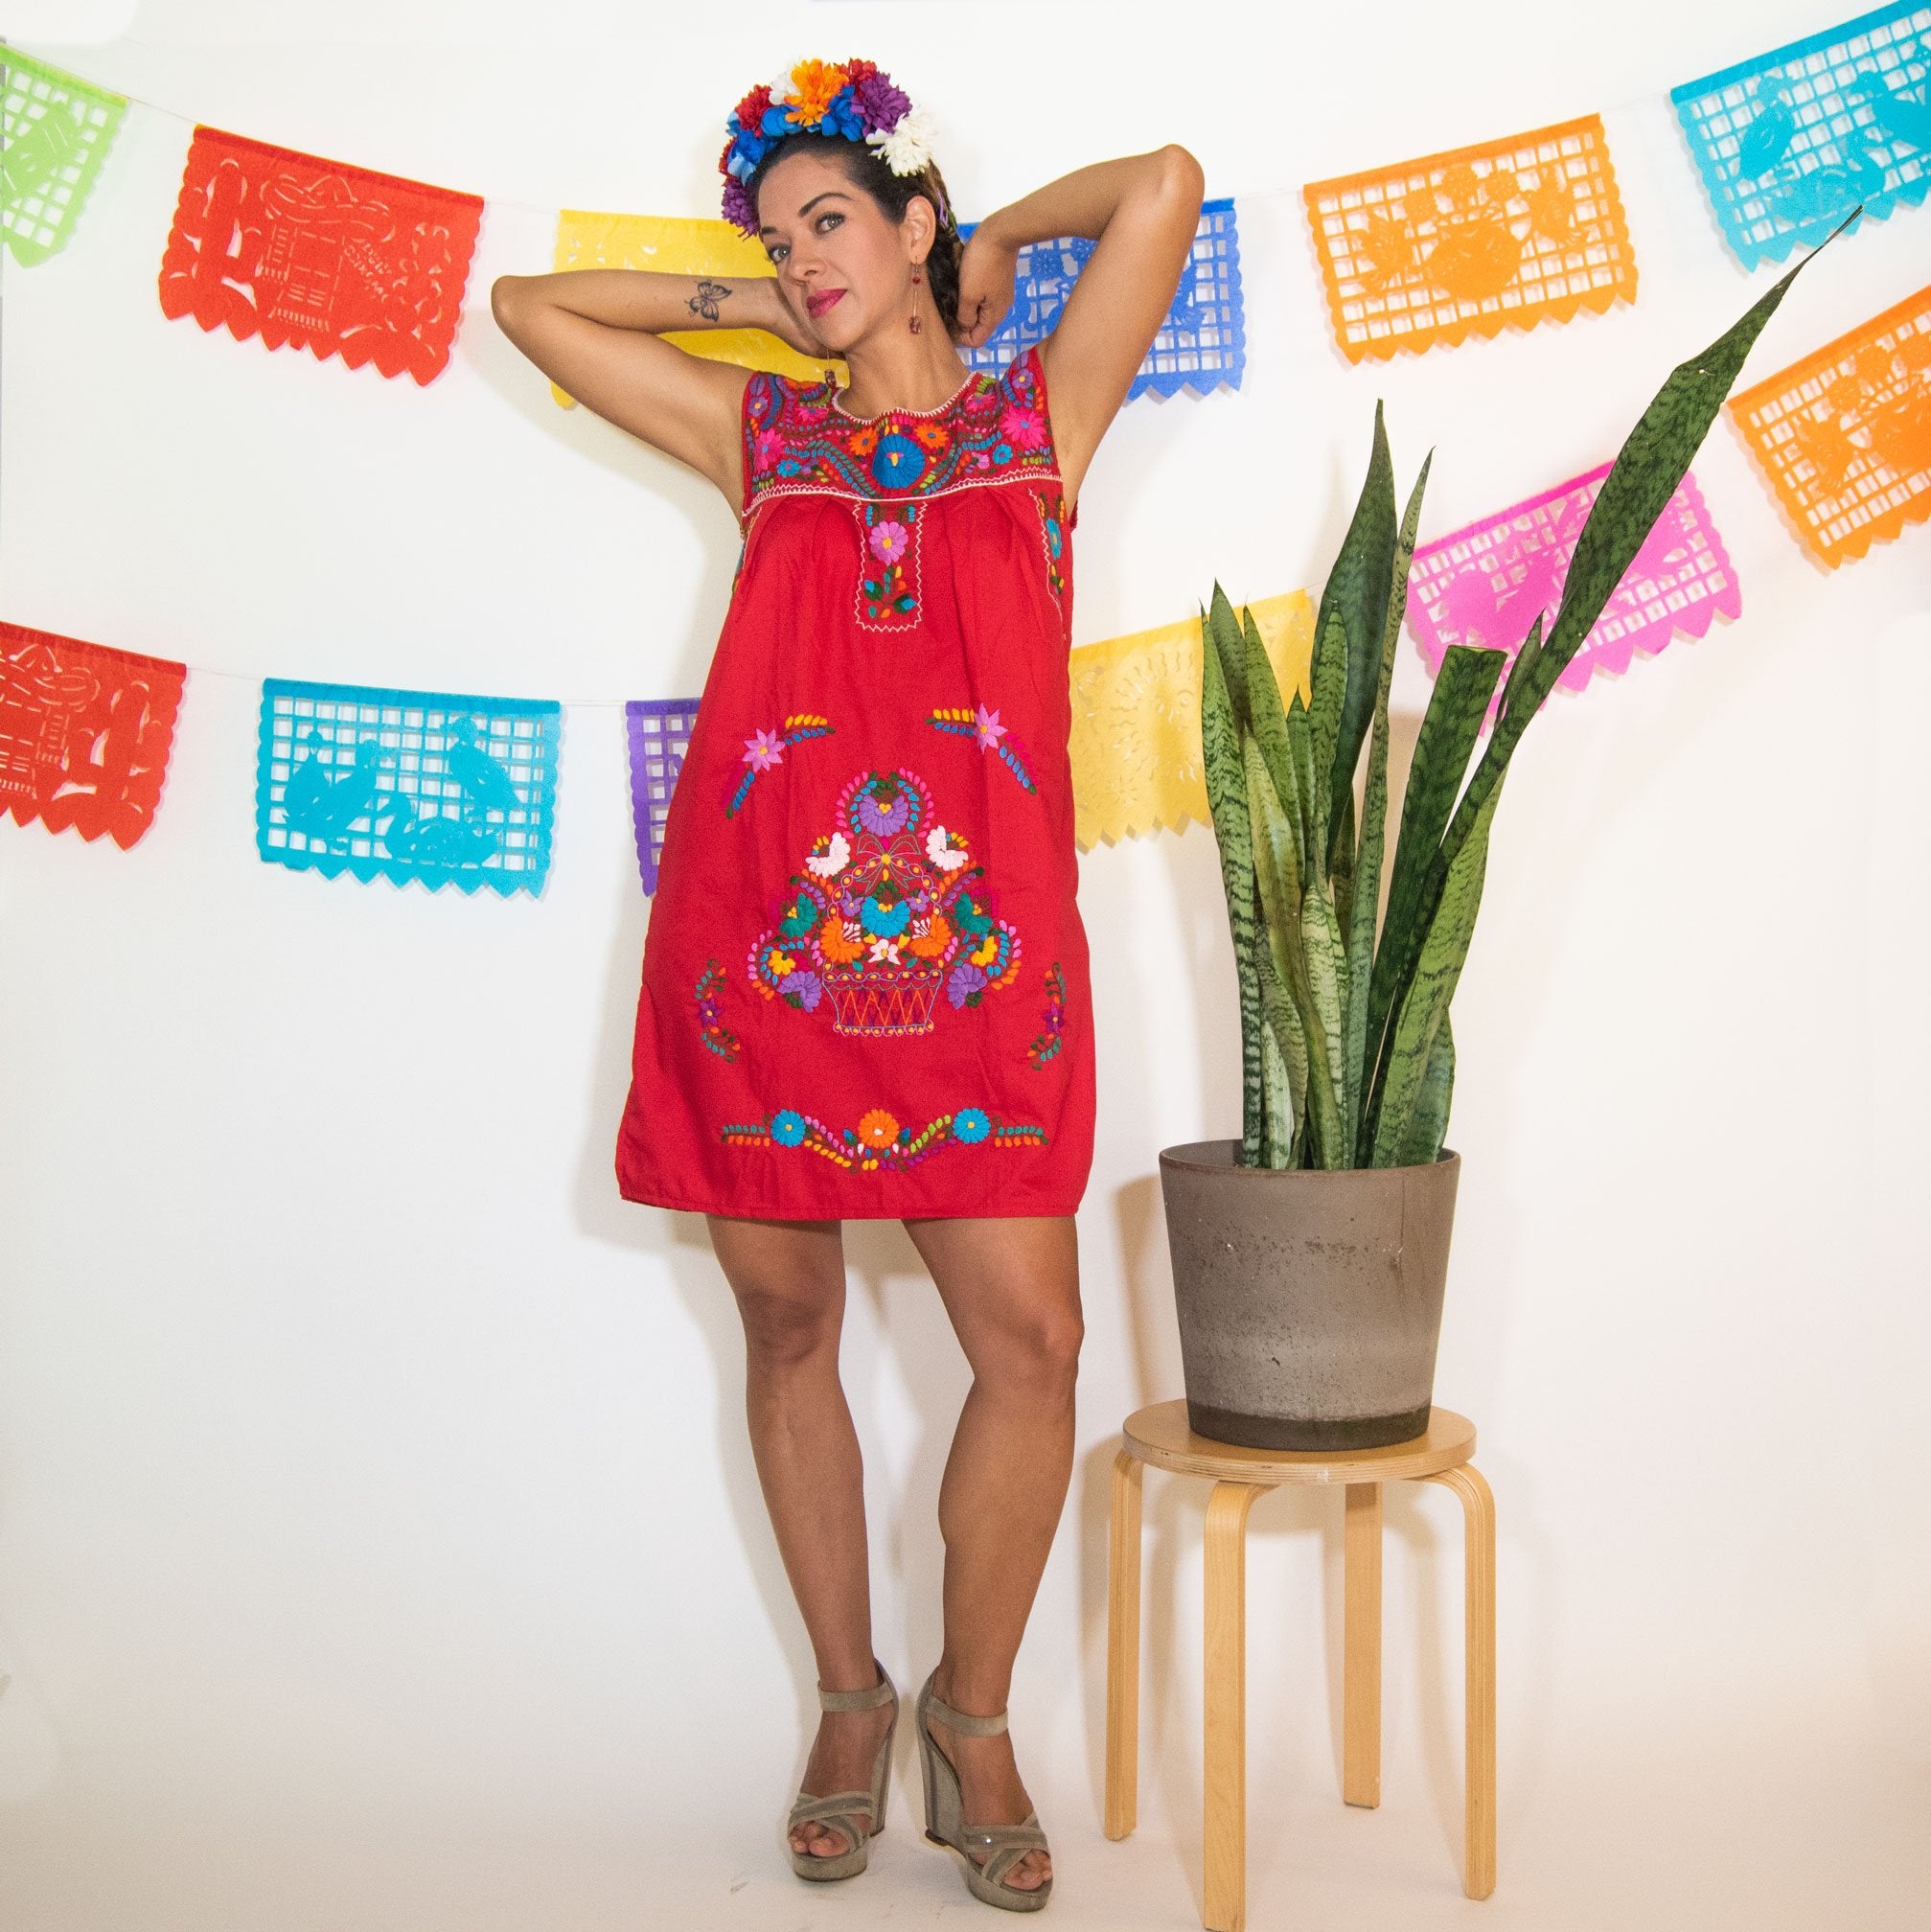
[719,58,943,237]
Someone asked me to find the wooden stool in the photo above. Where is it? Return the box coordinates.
[1105,1401,1495,1932]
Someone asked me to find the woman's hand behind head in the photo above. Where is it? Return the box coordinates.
[954,227,1018,349]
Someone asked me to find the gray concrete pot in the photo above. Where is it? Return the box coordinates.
[1158,1138,1461,1450]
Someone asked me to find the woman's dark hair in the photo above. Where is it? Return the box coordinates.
[747,132,964,338]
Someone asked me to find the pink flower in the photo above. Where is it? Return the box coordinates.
[752,428,783,471]
[974,704,1007,749]
[868,518,908,563]
[1000,405,1047,452]
[742,726,786,771]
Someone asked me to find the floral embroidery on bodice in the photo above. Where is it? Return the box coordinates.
[741,343,1062,519]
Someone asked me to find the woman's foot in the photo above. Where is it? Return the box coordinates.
[924,1668,1052,1894]
[790,1688,897,1861]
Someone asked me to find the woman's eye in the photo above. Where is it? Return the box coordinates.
[817,213,843,233]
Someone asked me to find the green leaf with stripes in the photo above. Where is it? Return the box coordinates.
[1348,450,1432,1158]
[1365,643,1506,1118]
[1307,606,1346,861]
[1313,398,1398,860]
[1392,1010,1456,1167]
[1301,877,1352,1158]
[1371,780,1503,1166]
[1241,604,1300,850]
[1439,205,1858,886]
[1202,614,1264,1162]
[1206,582,1251,725]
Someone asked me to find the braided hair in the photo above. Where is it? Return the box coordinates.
[747,132,965,339]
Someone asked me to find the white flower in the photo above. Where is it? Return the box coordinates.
[926,823,968,871]
[768,60,801,104]
[865,104,937,175]
[806,831,850,877]
[868,935,902,964]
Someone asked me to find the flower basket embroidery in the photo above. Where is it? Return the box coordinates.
[747,765,1023,1037]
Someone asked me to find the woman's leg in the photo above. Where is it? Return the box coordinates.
[704,1211,891,1862]
[901,1212,1083,1894]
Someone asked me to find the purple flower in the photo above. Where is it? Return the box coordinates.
[857,781,911,838]
[868,518,908,563]
[947,960,988,1007]
[779,969,822,1011]
[853,75,912,136]
[721,173,756,234]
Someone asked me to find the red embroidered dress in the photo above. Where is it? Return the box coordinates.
[615,344,1095,1219]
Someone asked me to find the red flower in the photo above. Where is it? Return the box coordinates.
[733,83,773,131]
[843,57,880,86]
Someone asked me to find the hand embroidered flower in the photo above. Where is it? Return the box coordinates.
[870,432,929,491]
[913,422,950,453]
[926,823,969,871]
[947,959,988,1006]
[752,428,784,471]
[1000,406,1047,452]
[858,1107,902,1149]
[806,830,851,876]
[743,726,786,770]
[771,1108,808,1146]
[954,1107,991,1144]
[867,934,903,964]
[818,916,864,963]
[868,518,909,564]
[861,889,911,936]
[973,705,1007,749]
[778,968,822,1009]
[856,776,913,837]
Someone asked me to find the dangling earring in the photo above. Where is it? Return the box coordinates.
[909,262,923,335]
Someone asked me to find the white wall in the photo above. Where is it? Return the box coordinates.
[2,4,1926,1927]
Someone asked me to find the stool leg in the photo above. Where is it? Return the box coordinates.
[1344,1481,1383,1806]
[1105,1448,1144,1839]
[1203,1480,1264,1932]
[1424,1463,1496,1899]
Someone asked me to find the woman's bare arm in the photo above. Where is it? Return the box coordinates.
[958,147,1207,507]
[489,270,818,510]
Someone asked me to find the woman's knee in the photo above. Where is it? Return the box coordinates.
[731,1278,844,1370]
[976,1298,1084,1394]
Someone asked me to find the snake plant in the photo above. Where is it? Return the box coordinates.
[1200,207,1860,1170]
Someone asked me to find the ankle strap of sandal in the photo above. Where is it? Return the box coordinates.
[818,1662,895,1713]
[925,1686,1009,1736]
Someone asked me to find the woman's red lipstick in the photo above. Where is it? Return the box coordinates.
[806,288,845,320]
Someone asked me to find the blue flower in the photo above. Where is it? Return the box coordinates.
[954,1108,991,1143]
[771,1109,808,1146]
[862,892,911,936]
[992,442,1014,465]
[871,433,929,491]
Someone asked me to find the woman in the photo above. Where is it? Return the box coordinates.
[492,58,1201,1912]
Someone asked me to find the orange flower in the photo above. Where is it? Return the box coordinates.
[913,422,950,452]
[819,915,863,963]
[858,1107,901,1148]
[788,59,848,127]
[908,911,953,957]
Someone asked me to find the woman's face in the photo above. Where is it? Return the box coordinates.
[754,147,914,355]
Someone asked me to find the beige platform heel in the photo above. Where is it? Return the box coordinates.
[915,1669,1053,1912]
[786,1660,899,1883]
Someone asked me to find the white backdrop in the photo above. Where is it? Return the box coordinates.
[2,3,1927,1927]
